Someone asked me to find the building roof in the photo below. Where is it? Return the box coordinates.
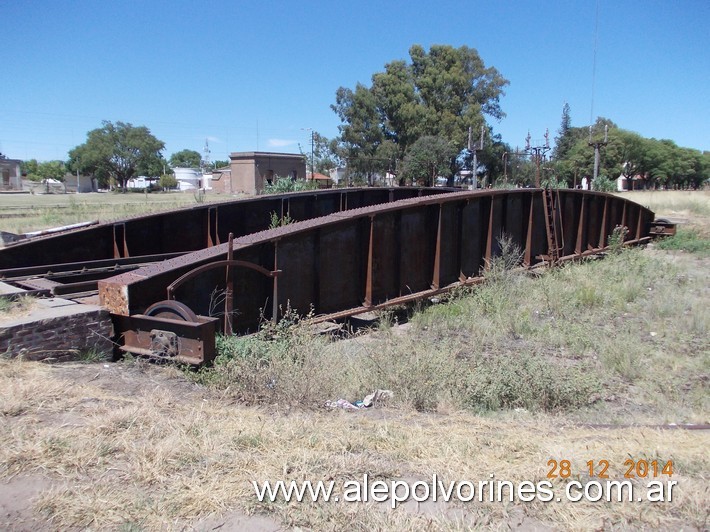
[229,151,304,160]
[309,172,332,181]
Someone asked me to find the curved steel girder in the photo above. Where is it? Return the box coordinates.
[0,187,452,271]
[99,189,655,334]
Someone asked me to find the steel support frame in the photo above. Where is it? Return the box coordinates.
[100,190,657,342]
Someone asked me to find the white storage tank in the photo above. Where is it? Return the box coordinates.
[173,167,202,191]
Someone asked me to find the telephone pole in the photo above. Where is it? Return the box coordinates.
[301,128,315,178]
[468,125,485,189]
[525,129,551,188]
[588,124,608,182]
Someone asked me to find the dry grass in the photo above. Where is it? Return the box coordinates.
[0,358,708,531]
[0,295,38,324]
[619,189,710,237]
[2,241,708,530]
[0,191,239,234]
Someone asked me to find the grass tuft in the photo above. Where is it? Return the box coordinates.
[656,227,710,256]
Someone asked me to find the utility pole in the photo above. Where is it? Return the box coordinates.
[301,128,314,179]
[468,125,485,189]
[525,129,551,188]
[588,124,608,182]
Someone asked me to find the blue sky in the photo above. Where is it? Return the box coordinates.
[2,0,708,163]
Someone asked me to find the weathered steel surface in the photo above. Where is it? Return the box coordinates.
[112,313,218,365]
[0,187,451,271]
[99,189,656,344]
[0,187,658,365]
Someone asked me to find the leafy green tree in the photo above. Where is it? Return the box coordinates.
[311,132,344,174]
[613,129,647,190]
[552,103,574,161]
[68,121,165,191]
[551,117,618,187]
[38,160,67,181]
[408,44,507,146]
[511,156,537,187]
[144,155,170,179]
[551,114,710,190]
[400,136,457,186]
[332,84,386,184]
[24,160,66,182]
[213,160,230,169]
[476,133,511,186]
[700,151,710,188]
[551,109,590,186]
[333,44,508,182]
[159,173,178,190]
[169,149,201,168]
[371,59,425,153]
[21,159,39,178]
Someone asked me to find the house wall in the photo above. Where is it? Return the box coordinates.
[210,168,231,194]
[64,173,96,193]
[228,152,306,195]
[0,158,22,190]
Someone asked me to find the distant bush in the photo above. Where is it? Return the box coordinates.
[541,175,568,189]
[159,173,178,190]
[592,175,616,192]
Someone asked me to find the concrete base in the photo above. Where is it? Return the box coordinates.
[0,298,113,361]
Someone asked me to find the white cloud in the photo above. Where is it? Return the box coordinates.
[268,138,297,147]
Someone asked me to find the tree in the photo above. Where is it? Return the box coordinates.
[406,44,507,147]
[476,132,510,186]
[21,159,39,178]
[159,173,178,190]
[311,132,344,174]
[400,136,457,187]
[38,160,67,182]
[68,121,165,191]
[213,160,230,169]
[332,84,386,184]
[169,149,201,168]
[549,113,710,190]
[553,103,575,161]
[23,160,66,182]
[333,44,508,182]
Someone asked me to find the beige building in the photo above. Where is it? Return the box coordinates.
[211,152,306,195]
[0,155,22,190]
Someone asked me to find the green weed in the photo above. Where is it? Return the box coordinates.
[268,210,294,229]
[656,228,710,256]
[262,176,318,195]
[462,352,600,411]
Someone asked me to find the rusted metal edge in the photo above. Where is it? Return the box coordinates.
[100,189,656,317]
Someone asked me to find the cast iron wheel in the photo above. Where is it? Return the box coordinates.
[144,300,199,322]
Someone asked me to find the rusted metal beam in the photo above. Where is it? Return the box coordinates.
[0,187,455,270]
[99,190,657,342]
[113,313,218,365]
[0,187,661,366]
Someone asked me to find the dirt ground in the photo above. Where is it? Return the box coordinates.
[0,361,285,531]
